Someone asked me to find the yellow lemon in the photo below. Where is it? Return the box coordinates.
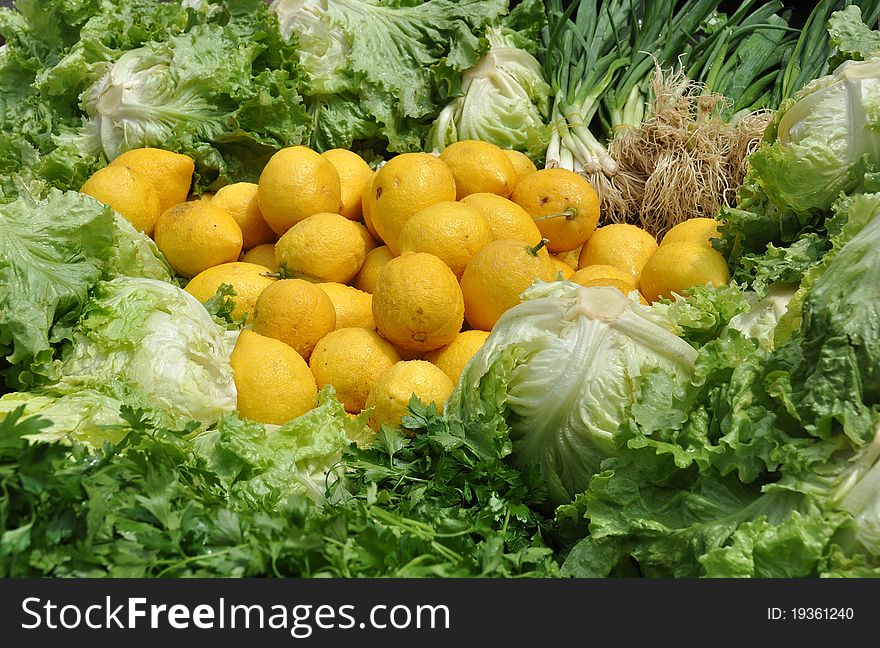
[361,170,381,240]
[240,243,279,272]
[366,153,456,254]
[365,360,455,433]
[372,252,464,353]
[109,147,195,214]
[503,149,538,185]
[316,282,374,330]
[153,201,243,278]
[230,329,317,425]
[439,139,517,200]
[275,212,367,284]
[257,145,342,235]
[80,165,162,236]
[570,264,638,288]
[353,220,379,254]
[184,261,277,323]
[660,217,723,248]
[511,168,600,253]
[460,238,556,331]
[560,246,582,270]
[398,201,492,280]
[309,327,400,413]
[352,245,395,294]
[639,242,731,303]
[577,223,658,285]
[251,278,337,360]
[424,329,490,385]
[321,148,374,220]
[549,255,575,280]
[460,192,542,245]
[210,182,276,251]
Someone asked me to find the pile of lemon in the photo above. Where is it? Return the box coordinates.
[79,140,730,435]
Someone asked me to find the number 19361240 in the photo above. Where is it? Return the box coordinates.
[767,607,855,621]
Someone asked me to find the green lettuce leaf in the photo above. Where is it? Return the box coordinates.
[271,0,507,152]
[0,188,171,390]
[192,387,363,508]
[427,0,552,158]
[1,276,237,445]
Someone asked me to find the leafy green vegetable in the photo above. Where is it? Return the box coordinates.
[0,188,171,391]
[269,0,507,153]
[0,276,237,445]
[559,198,880,578]
[427,0,551,158]
[0,394,557,577]
[746,57,880,218]
[449,281,698,505]
[0,0,309,191]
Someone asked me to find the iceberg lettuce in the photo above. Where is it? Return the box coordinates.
[448,281,697,505]
[0,187,172,391]
[0,276,238,445]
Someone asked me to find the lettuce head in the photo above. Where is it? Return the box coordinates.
[448,281,698,505]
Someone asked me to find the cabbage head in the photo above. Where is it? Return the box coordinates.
[747,57,880,216]
[447,281,698,504]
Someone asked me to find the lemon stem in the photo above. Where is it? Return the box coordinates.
[527,239,549,256]
[532,207,578,222]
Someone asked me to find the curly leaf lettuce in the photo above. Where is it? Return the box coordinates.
[270,0,507,152]
[0,188,171,390]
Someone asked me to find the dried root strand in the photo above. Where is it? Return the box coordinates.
[603,66,771,239]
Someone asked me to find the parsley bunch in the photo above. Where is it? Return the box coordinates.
[0,400,560,577]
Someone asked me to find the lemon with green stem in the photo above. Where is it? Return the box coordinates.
[511,168,600,253]
[460,238,556,331]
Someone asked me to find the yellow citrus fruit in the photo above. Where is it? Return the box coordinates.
[361,170,381,240]
[230,329,317,425]
[570,264,638,288]
[240,242,279,272]
[153,201,243,278]
[439,139,517,200]
[560,246,582,270]
[184,261,276,323]
[352,245,395,294]
[353,220,379,254]
[316,282,374,330]
[321,148,374,221]
[639,241,731,303]
[503,149,538,186]
[80,165,162,236]
[460,192,542,245]
[210,182,276,251]
[365,360,455,432]
[366,153,456,254]
[257,145,342,235]
[660,217,723,248]
[309,327,400,413]
[424,329,490,385]
[251,278,337,360]
[511,168,601,253]
[397,201,492,279]
[372,252,464,353]
[275,212,367,284]
[549,255,575,279]
[109,147,195,214]
[460,239,556,331]
[577,223,658,285]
